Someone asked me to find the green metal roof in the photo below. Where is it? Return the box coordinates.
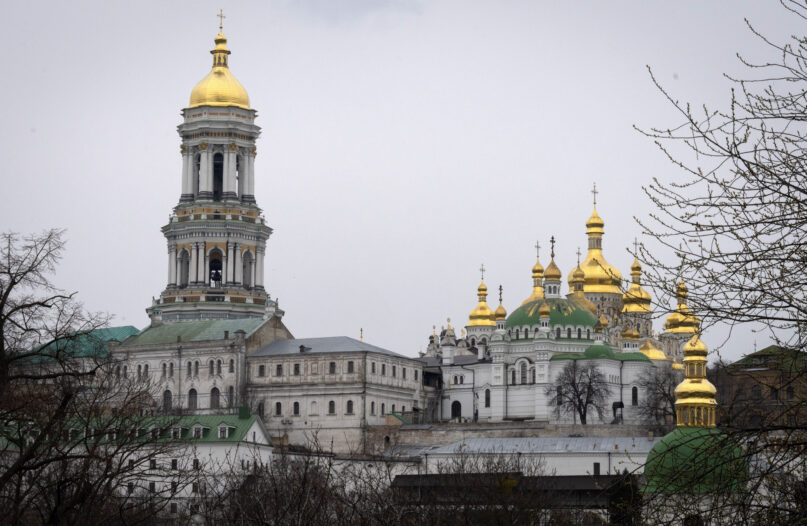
[505,298,597,335]
[643,426,747,494]
[549,344,651,363]
[150,413,262,443]
[29,326,139,362]
[731,345,806,372]
[122,319,266,346]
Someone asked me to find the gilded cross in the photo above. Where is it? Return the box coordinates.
[633,238,639,257]
[591,182,598,206]
[576,247,582,265]
[360,328,363,342]
[217,9,226,31]
[550,236,556,259]
[498,284,503,303]
[479,264,486,281]
[534,240,541,259]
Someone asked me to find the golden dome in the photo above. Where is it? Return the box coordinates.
[578,205,622,295]
[468,280,496,327]
[538,302,551,317]
[189,31,250,109]
[640,340,669,361]
[495,301,507,321]
[622,257,652,314]
[544,258,562,281]
[674,334,717,427]
[568,264,597,315]
[521,255,545,305]
[621,327,639,340]
[664,280,700,333]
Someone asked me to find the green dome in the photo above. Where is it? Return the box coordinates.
[583,344,616,360]
[644,427,747,494]
[505,298,597,336]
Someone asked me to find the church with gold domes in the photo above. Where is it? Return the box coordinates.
[419,199,699,425]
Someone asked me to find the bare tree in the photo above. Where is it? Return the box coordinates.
[636,365,682,427]
[547,361,610,425]
[0,230,186,525]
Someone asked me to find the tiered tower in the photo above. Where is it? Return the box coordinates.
[148,23,278,322]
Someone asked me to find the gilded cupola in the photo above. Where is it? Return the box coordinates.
[639,340,669,361]
[468,267,496,327]
[189,22,251,109]
[575,192,623,294]
[674,334,717,427]
[567,251,597,315]
[622,256,652,314]
[664,279,700,333]
[494,285,507,322]
[521,243,545,305]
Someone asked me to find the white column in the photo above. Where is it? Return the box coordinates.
[180,151,190,196]
[256,248,265,288]
[190,244,198,284]
[224,242,231,284]
[251,258,257,289]
[247,154,256,197]
[234,243,242,284]
[204,248,210,285]
[225,147,238,199]
[168,245,177,286]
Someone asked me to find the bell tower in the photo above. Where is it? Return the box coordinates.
[148,22,279,322]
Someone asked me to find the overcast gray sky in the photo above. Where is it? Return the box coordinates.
[1,1,797,361]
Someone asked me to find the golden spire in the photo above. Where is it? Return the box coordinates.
[568,247,597,315]
[574,183,622,294]
[494,284,507,321]
[189,12,250,109]
[664,279,700,333]
[544,236,562,281]
[521,240,545,305]
[360,327,363,342]
[674,333,717,427]
[468,265,496,327]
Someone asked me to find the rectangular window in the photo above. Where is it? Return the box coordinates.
[218,427,228,438]
[258,365,265,377]
[312,363,318,374]
[193,458,200,470]
[170,503,178,514]
[276,364,283,377]
[127,482,134,495]
[372,362,376,374]
[149,481,156,493]
[171,459,178,470]
[329,362,336,375]
[150,459,157,469]
[593,462,601,476]
[193,427,202,439]
[294,363,300,376]
[171,427,181,439]
[192,482,199,493]
[381,364,386,376]
[402,367,407,380]
[347,361,354,373]
[392,365,397,377]
[415,370,419,381]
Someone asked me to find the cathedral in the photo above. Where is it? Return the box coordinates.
[104,22,703,452]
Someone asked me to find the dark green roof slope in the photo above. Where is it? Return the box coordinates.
[505,298,597,334]
[122,319,266,346]
[732,345,806,372]
[643,427,747,494]
[550,344,650,363]
[30,326,139,362]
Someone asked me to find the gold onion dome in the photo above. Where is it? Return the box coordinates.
[640,340,669,361]
[468,280,496,327]
[621,327,639,340]
[539,302,551,317]
[674,333,717,427]
[664,280,700,333]
[622,257,652,314]
[568,263,597,315]
[544,258,562,281]
[577,204,622,295]
[521,255,545,305]
[189,30,250,109]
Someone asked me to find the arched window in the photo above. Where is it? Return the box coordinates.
[567,328,572,338]
[381,403,385,415]
[115,365,121,378]
[532,368,536,384]
[123,365,128,378]
[163,390,172,411]
[311,401,318,415]
[137,365,142,379]
[293,401,300,416]
[451,401,462,419]
[217,360,222,375]
[228,386,234,407]
[258,402,265,417]
[210,387,220,409]
[242,251,254,288]
[162,363,167,378]
[556,386,563,405]
[169,362,174,377]
[587,329,591,339]
[631,386,638,406]
[470,338,476,347]
[188,389,197,410]
[484,389,491,408]
[212,152,224,201]
[328,401,336,414]
[178,249,190,287]
[751,385,761,400]
[577,328,582,339]
[347,400,354,414]
[229,359,234,373]
[371,401,376,415]
[187,361,192,377]
[209,360,214,376]
[194,361,199,377]
[556,327,561,338]
[275,402,282,416]
[209,250,223,287]
[524,328,529,339]
[787,386,795,400]
[511,370,516,385]
[520,362,527,384]
[143,364,148,377]
[515,329,520,339]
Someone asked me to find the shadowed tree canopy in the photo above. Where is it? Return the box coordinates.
[548,361,610,425]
